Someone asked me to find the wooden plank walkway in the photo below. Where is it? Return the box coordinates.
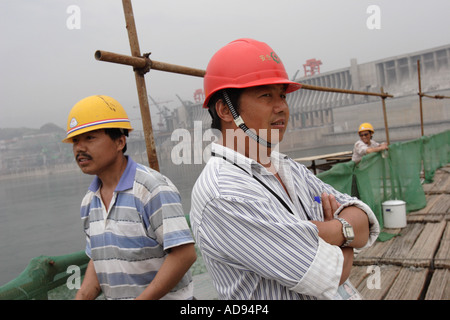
[351,164,450,300]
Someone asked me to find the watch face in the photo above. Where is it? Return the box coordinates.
[344,226,355,239]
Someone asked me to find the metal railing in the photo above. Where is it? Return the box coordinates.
[0,251,89,300]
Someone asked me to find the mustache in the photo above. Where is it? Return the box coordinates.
[76,152,92,161]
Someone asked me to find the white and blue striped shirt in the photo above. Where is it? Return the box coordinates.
[190,143,379,300]
[81,156,194,300]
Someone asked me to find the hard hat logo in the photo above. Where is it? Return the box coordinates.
[258,52,281,64]
[271,52,281,64]
[70,118,78,129]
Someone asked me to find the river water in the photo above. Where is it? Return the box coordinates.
[0,144,353,286]
[0,170,92,285]
[0,167,199,286]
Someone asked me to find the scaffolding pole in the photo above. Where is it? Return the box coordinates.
[95,50,394,98]
[417,60,425,136]
[380,87,390,145]
[417,59,450,137]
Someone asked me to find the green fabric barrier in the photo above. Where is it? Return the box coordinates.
[422,130,450,183]
[317,160,355,195]
[354,152,388,229]
[387,140,426,213]
[318,130,450,230]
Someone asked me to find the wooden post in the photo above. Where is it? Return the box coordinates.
[417,60,424,136]
[300,83,393,98]
[95,50,396,99]
[121,0,159,171]
[380,87,390,145]
[95,50,205,77]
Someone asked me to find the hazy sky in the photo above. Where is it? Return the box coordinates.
[1,0,450,130]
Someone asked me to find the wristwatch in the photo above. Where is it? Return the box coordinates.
[335,217,354,247]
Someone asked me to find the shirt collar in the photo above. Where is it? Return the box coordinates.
[88,156,137,192]
[210,143,289,175]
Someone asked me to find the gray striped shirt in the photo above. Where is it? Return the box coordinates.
[190,143,379,299]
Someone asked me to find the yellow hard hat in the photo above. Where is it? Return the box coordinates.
[358,122,374,133]
[62,95,133,143]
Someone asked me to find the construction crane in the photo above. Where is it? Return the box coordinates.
[193,89,204,103]
[148,95,172,131]
[303,58,322,77]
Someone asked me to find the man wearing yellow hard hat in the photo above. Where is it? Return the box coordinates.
[351,122,388,164]
[63,95,196,300]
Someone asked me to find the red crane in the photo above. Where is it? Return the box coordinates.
[303,59,322,77]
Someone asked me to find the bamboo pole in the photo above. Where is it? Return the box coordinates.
[95,50,393,98]
[380,87,390,145]
[299,83,393,98]
[416,60,450,136]
[95,50,147,69]
[421,93,450,99]
[95,50,206,78]
[150,60,206,78]
[417,60,424,136]
[122,0,159,171]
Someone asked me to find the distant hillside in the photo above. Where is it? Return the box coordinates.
[0,123,65,140]
[0,123,72,175]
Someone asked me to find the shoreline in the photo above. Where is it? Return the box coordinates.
[0,163,80,181]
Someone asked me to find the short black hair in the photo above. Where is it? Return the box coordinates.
[207,88,243,131]
[104,128,128,153]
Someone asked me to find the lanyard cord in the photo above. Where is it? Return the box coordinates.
[211,152,311,219]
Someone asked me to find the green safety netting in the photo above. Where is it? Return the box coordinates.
[422,130,450,183]
[318,130,450,230]
[315,159,355,196]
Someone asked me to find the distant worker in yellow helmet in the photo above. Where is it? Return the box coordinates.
[62,95,196,300]
[351,122,388,164]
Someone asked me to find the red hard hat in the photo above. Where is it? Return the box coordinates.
[203,38,302,108]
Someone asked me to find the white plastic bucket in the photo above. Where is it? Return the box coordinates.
[382,200,407,228]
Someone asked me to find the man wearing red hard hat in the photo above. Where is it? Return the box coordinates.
[190,39,379,300]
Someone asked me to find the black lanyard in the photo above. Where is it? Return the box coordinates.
[211,152,311,219]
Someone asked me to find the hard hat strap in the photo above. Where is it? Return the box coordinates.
[222,90,272,148]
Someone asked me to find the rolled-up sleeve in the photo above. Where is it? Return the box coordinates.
[291,238,343,298]
[334,200,380,249]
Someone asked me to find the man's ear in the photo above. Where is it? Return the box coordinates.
[116,134,127,152]
[215,99,234,123]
